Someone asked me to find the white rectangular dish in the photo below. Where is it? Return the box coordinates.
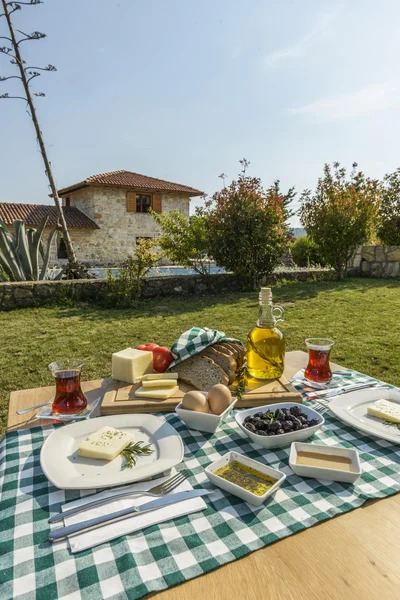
[329,387,400,445]
[205,451,286,506]
[289,442,362,483]
[40,414,184,489]
[235,403,324,449]
[175,399,237,433]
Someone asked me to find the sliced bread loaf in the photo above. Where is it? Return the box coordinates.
[199,346,237,385]
[171,355,229,391]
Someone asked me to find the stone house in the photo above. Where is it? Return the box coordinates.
[0,170,203,265]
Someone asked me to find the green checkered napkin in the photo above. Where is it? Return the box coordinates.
[2,370,400,600]
[168,327,243,370]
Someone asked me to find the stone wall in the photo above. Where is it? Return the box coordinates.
[57,186,191,266]
[0,269,333,311]
[348,246,400,278]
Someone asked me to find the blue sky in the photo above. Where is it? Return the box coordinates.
[1,0,400,226]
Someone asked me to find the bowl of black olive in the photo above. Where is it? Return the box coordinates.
[235,402,324,449]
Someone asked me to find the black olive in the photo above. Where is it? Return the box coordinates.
[257,430,268,436]
[282,420,293,432]
[267,431,276,436]
[290,405,301,417]
[274,408,284,420]
[309,418,320,427]
[245,422,257,432]
[302,423,309,429]
[276,428,285,435]
[299,416,308,424]
[244,416,253,424]
[254,412,264,419]
[268,421,281,433]
[300,413,308,420]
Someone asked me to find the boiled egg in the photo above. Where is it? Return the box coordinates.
[182,390,210,413]
[208,384,232,415]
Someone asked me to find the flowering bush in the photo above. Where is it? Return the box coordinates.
[300,163,380,280]
[199,159,295,287]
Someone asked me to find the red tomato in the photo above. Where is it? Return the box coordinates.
[136,343,159,352]
[152,346,174,372]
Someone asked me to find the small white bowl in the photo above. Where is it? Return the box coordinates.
[206,451,286,506]
[235,403,324,449]
[175,399,237,433]
[289,442,362,483]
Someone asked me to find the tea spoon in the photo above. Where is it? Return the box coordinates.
[16,400,53,415]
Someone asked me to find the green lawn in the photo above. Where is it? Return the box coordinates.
[1,278,400,436]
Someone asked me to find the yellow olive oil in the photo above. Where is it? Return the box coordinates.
[247,287,285,380]
[214,461,277,496]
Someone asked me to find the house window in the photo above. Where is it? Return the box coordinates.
[57,237,68,259]
[136,194,152,213]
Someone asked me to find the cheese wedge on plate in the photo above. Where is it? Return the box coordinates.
[135,386,179,399]
[78,426,135,461]
[367,399,400,423]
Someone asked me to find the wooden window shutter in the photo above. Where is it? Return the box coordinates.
[126,191,137,212]
[152,194,162,213]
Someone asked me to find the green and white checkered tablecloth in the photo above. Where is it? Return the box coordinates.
[2,370,400,600]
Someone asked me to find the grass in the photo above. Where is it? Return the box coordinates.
[1,278,400,436]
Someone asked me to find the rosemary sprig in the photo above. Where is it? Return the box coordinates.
[120,441,154,469]
[235,363,248,402]
[383,421,400,431]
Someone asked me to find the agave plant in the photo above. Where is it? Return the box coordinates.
[0,217,57,281]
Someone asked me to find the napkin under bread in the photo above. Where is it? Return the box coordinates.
[58,471,207,553]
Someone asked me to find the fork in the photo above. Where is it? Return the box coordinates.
[49,471,188,524]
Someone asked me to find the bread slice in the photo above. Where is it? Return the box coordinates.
[171,355,229,391]
[199,346,237,385]
[225,342,246,367]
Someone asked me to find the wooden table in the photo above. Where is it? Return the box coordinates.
[7,352,400,600]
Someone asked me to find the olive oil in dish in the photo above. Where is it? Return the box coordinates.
[247,287,285,379]
[213,461,277,496]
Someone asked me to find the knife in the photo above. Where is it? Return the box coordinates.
[306,382,382,399]
[48,489,212,542]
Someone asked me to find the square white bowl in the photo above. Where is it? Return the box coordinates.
[289,441,362,483]
[175,399,237,433]
[235,402,324,449]
[205,451,286,506]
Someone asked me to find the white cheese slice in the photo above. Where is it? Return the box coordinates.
[367,399,400,423]
[141,373,178,381]
[78,426,135,461]
[142,379,178,389]
[135,385,179,399]
[112,348,153,383]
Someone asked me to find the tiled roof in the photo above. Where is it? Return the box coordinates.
[0,203,99,229]
[57,170,204,196]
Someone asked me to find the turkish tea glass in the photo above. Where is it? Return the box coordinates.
[48,359,87,414]
[304,338,334,385]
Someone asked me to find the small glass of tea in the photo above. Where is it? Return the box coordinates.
[48,359,87,414]
[304,338,334,385]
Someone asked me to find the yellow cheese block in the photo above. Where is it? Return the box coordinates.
[112,348,153,384]
[367,399,400,423]
[141,373,178,381]
[78,426,134,461]
[142,379,178,389]
[135,385,179,399]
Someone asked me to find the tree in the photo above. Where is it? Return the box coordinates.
[200,159,295,287]
[300,162,379,280]
[377,168,400,246]
[151,209,211,275]
[0,0,83,277]
[291,235,325,267]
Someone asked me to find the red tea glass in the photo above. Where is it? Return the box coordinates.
[48,359,87,414]
[304,339,334,385]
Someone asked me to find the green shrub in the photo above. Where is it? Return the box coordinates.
[291,236,325,267]
[377,168,400,245]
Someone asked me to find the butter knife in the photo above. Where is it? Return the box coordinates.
[48,489,212,542]
[306,382,381,400]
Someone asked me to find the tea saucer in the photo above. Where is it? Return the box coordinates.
[36,397,100,421]
[291,370,353,390]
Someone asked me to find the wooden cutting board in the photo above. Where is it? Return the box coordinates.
[100,375,302,415]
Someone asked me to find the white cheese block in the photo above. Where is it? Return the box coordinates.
[367,399,400,423]
[142,379,178,389]
[112,348,153,383]
[135,385,179,399]
[141,373,178,381]
[78,426,135,461]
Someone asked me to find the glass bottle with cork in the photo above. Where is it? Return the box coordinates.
[247,287,285,380]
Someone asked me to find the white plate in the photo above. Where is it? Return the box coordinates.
[235,403,324,449]
[329,387,400,445]
[40,414,184,489]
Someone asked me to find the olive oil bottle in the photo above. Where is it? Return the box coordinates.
[247,287,285,380]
